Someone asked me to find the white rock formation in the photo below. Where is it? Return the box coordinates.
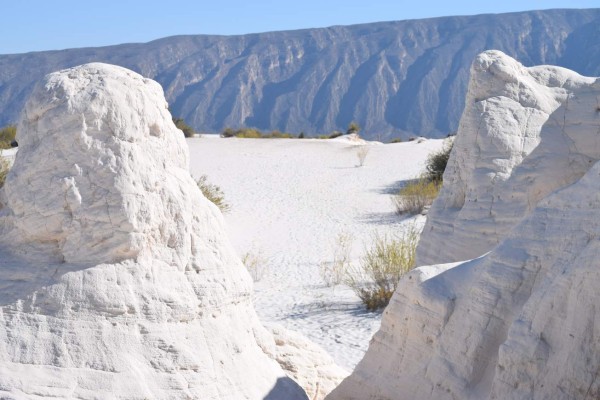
[268,325,348,400]
[327,51,600,399]
[417,50,597,265]
[0,63,333,399]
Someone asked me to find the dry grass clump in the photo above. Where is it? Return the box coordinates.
[356,145,370,167]
[424,138,453,182]
[221,127,294,138]
[392,138,453,215]
[196,175,230,213]
[343,229,418,311]
[392,178,441,215]
[242,250,268,282]
[319,232,354,286]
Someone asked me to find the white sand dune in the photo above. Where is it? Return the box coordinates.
[188,136,445,369]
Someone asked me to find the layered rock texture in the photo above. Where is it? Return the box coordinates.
[328,52,600,399]
[417,50,598,265]
[1,9,600,139]
[0,63,343,399]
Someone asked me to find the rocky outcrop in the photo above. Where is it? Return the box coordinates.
[269,325,348,400]
[417,50,598,265]
[1,10,600,139]
[327,52,600,399]
[0,63,341,399]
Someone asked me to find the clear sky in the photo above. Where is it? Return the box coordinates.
[2,0,598,54]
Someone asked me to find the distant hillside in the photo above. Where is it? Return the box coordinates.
[1,9,599,139]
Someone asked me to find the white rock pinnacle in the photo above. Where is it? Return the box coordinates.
[417,50,597,266]
[328,51,600,399]
[0,63,312,399]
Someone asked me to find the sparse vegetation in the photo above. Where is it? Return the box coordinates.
[172,117,196,137]
[389,138,403,144]
[392,178,441,215]
[424,138,454,183]
[196,175,230,213]
[319,232,354,286]
[242,250,268,282]
[391,138,454,214]
[0,125,16,149]
[220,127,294,138]
[343,230,418,311]
[356,145,370,167]
[346,122,360,135]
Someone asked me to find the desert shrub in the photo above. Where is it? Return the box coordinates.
[220,127,294,139]
[196,175,230,213]
[320,232,354,286]
[346,122,360,135]
[220,127,260,138]
[424,139,454,183]
[235,128,262,138]
[221,127,236,138]
[0,158,9,189]
[392,178,440,215]
[0,125,16,149]
[356,145,370,167]
[172,117,196,137]
[266,130,294,138]
[242,250,268,282]
[344,230,418,311]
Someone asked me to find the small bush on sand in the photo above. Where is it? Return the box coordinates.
[196,175,230,213]
[346,122,360,135]
[356,145,370,167]
[0,125,16,149]
[242,250,268,282]
[320,232,354,286]
[424,138,454,183]
[392,178,440,215]
[344,229,418,311]
[267,130,294,139]
[220,127,294,138]
[172,117,196,137]
[235,128,262,138]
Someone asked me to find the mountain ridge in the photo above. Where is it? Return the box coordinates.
[1,8,600,139]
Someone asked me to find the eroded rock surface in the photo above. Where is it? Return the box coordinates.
[417,50,598,265]
[0,63,318,399]
[328,51,600,399]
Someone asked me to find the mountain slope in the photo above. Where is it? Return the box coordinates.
[1,9,600,139]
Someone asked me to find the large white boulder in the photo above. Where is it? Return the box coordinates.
[417,50,597,265]
[0,63,312,399]
[327,51,600,399]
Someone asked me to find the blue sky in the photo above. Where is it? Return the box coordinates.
[2,1,598,54]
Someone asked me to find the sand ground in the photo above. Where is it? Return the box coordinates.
[187,136,445,369]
